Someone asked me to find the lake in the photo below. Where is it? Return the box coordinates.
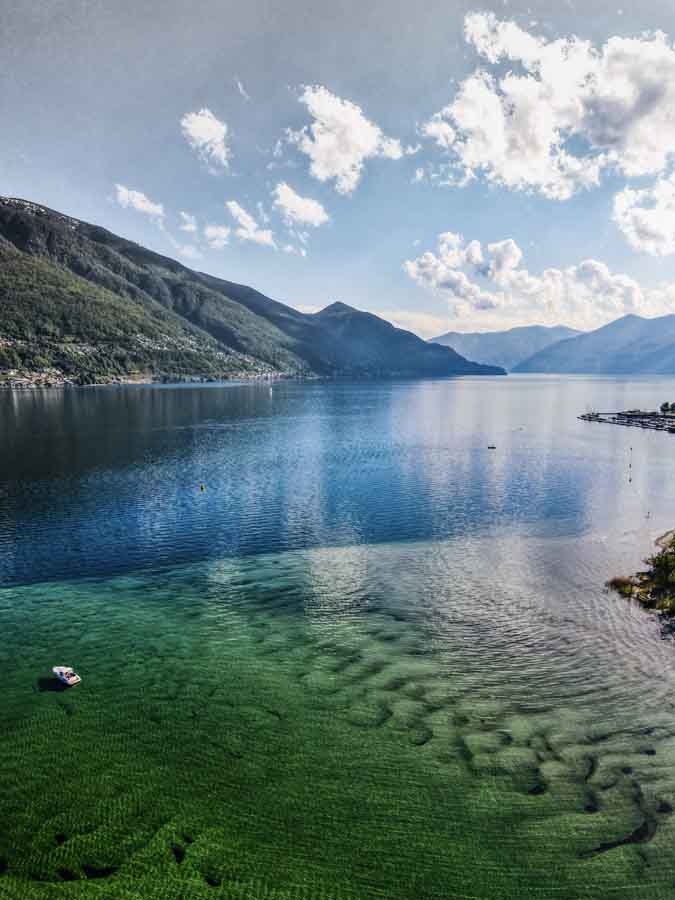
[3,375,675,899]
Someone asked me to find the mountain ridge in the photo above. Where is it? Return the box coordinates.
[0,197,504,385]
[513,314,675,374]
[430,324,582,371]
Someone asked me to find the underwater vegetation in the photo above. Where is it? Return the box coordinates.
[3,546,675,899]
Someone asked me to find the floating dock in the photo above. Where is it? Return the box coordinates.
[579,411,675,433]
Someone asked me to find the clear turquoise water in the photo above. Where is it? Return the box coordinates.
[3,375,675,898]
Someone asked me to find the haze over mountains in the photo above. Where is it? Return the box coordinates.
[431,325,581,371]
[513,314,675,374]
[432,317,675,375]
[0,198,503,384]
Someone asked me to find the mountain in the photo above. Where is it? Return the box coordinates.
[0,197,504,385]
[513,314,675,374]
[311,301,503,377]
[430,324,581,371]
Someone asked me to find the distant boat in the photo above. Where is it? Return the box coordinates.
[52,666,81,687]
[488,445,497,450]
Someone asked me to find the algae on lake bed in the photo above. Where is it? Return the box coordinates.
[3,540,675,899]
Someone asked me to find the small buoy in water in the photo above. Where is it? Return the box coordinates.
[199,484,205,492]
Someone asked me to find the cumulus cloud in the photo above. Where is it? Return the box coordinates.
[181,108,231,171]
[613,174,675,255]
[422,13,675,200]
[272,182,330,227]
[487,239,522,281]
[114,184,164,224]
[421,117,456,150]
[404,231,674,330]
[179,212,197,233]
[287,86,415,194]
[203,224,231,249]
[226,200,276,248]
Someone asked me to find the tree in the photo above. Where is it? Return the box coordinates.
[661,402,670,414]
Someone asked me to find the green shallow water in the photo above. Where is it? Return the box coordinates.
[4,535,675,899]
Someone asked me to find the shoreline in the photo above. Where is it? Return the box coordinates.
[0,370,504,391]
[0,371,296,390]
[607,531,675,614]
[655,529,675,550]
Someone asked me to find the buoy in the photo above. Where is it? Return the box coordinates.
[199,484,205,492]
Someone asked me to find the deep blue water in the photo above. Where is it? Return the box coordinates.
[2,374,675,586]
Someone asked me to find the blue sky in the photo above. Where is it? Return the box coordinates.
[5,0,675,336]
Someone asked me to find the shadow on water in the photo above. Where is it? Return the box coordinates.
[36,676,69,693]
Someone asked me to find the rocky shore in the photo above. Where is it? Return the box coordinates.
[607,532,675,614]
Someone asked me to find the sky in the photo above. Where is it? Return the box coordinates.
[5,0,675,336]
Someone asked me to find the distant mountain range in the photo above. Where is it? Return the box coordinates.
[0,197,504,386]
[513,314,675,374]
[430,324,581,371]
[432,316,675,375]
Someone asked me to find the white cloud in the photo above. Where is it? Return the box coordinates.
[203,224,231,249]
[174,243,202,261]
[179,212,197,233]
[164,232,203,262]
[422,117,456,150]
[287,85,414,194]
[235,78,250,101]
[181,108,231,171]
[114,184,164,224]
[422,13,675,200]
[226,200,276,248]
[272,182,330,227]
[487,238,522,281]
[283,244,307,257]
[613,174,675,255]
[404,231,675,330]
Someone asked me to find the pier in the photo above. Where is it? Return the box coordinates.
[579,410,675,433]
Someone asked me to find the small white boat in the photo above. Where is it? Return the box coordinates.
[52,666,81,687]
